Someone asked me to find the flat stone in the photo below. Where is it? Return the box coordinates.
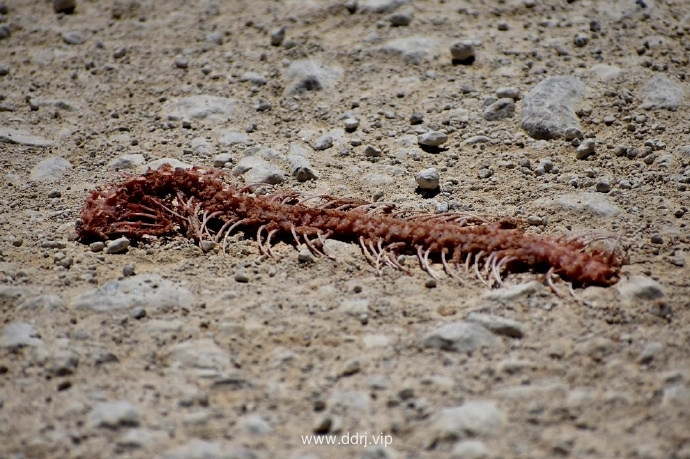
[0,128,54,147]
[62,31,85,45]
[284,60,342,95]
[535,192,621,218]
[429,401,505,445]
[639,75,684,111]
[88,401,140,429]
[522,76,585,140]
[161,96,237,122]
[69,274,193,313]
[358,0,411,13]
[378,36,439,64]
[108,154,145,170]
[0,322,43,350]
[465,313,526,338]
[30,157,72,182]
[422,322,502,353]
[234,156,285,185]
[418,131,448,147]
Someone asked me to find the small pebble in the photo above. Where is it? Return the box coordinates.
[130,307,146,319]
[270,26,285,46]
[596,179,611,193]
[424,277,437,288]
[409,111,424,124]
[175,56,189,69]
[53,0,76,14]
[89,241,105,252]
[650,233,663,244]
[123,264,136,277]
[298,249,315,263]
[313,135,333,151]
[496,87,521,100]
[576,139,596,159]
[344,118,360,131]
[415,168,440,190]
[574,33,590,47]
[364,145,382,157]
[234,269,250,282]
[113,47,127,59]
[497,21,509,31]
[388,11,413,26]
[450,41,475,63]
[106,237,130,254]
[48,189,62,198]
[62,31,85,45]
[200,240,217,252]
[0,63,9,76]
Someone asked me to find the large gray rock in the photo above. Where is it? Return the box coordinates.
[639,75,684,111]
[0,322,43,350]
[161,96,237,122]
[422,322,502,353]
[429,401,505,445]
[69,274,194,313]
[521,76,584,139]
[30,157,72,182]
[284,60,342,95]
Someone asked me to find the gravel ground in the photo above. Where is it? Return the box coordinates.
[1,0,690,458]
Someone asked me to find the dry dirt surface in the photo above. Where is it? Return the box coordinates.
[1,0,690,458]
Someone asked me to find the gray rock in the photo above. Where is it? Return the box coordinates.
[451,440,490,459]
[364,145,382,157]
[418,131,448,147]
[483,98,515,121]
[496,87,521,99]
[163,440,256,459]
[284,60,342,95]
[30,157,72,182]
[481,281,545,303]
[142,158,192,172]
[192,138,210,155]
[165,339,232,374]
[269,26,285,46]
[450,41,475,62]
[638,342,663,364]
[88,401,140,429]
[0,128,52,146]
[388,11,413,26]
[662,384,690,407]
[288,155,319,182]
[576,139,596,159]
[18,294,64,311]
[415,168,440,190]
[617,275,664,301]
[213,153,233,167]
[218,131,251,146]
[535,192,621,218]
[379,36,439,64]
[0,322,43,350]
[69,274,193,313]
[62,31,85,45]
[329,390,369,411]
[0,63,9,76]
[639,75,684,111]
[429,401,505,445]
[312,134,333,151]
[239,72,267,86]
[106,237,130,254]
[344,117,360,131]
[174,56,189,69]
[422,322,502,353]
[240,415,272,435]
[465,313,526,338]
[161,96,236,122]
[107,154,145,170]
[53,0,76,13]
[358,0,411,13]
[255,97,272,111]
[0,24,9,40]
[234,156,285,185]
[522,76,585,140]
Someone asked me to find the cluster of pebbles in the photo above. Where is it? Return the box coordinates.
[1,0,689,458]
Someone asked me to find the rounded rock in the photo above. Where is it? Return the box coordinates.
[415,168,440,190]
[576,139,596,159]
[450,41,475,62]
[418,131,448,147]
[344,118,360,131]
[0,63,9,76]
[62,31,85,45]
[175,56,189,69]
[53,0,76,13]
[106,237,130,254]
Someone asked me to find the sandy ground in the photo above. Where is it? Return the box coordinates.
[1,0,690,458]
